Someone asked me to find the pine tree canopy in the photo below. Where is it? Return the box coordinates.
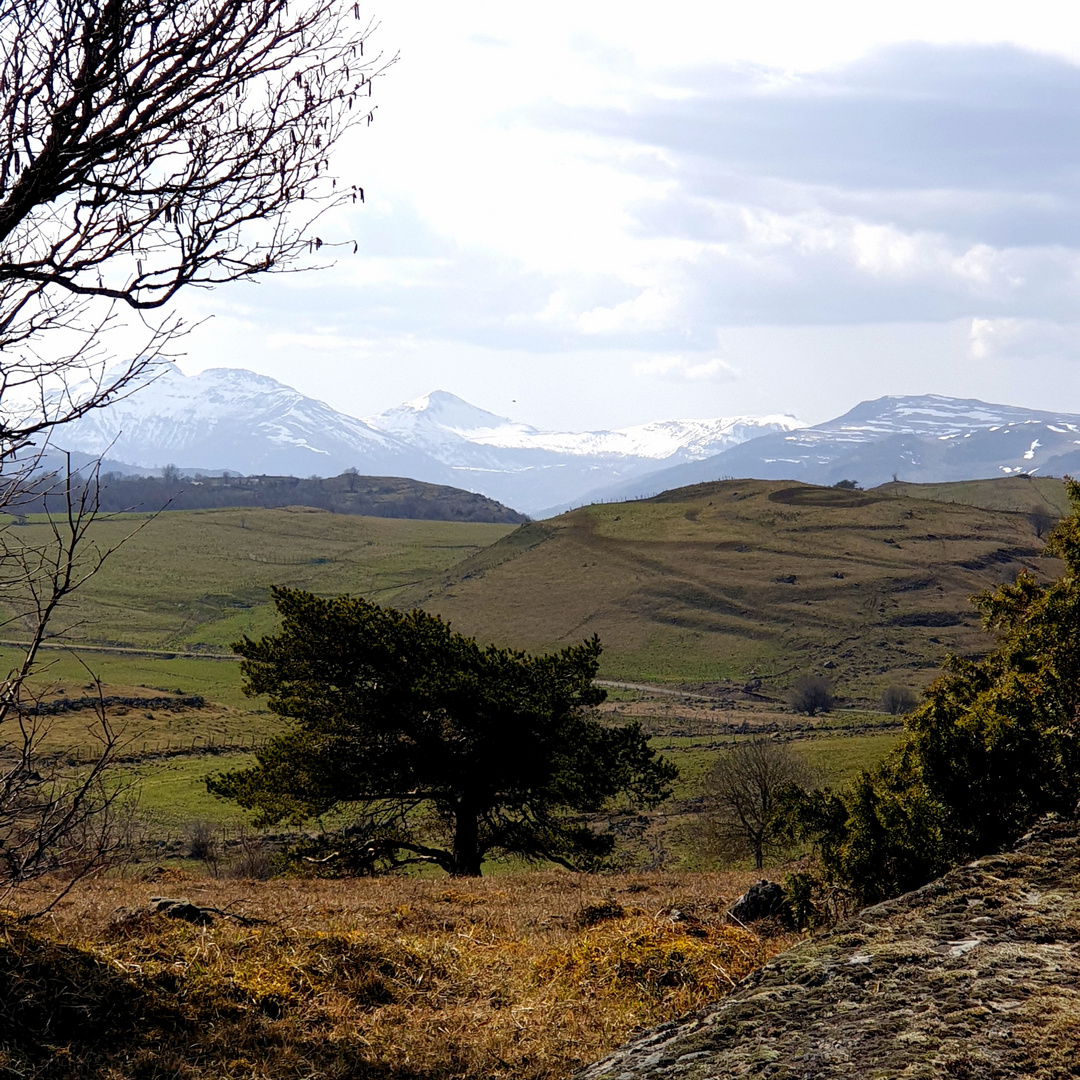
[208,587,677,876]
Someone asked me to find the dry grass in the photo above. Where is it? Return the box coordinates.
[2,869,798,1079]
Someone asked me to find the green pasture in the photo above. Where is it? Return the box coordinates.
[658,728,902,801]
[132,751,258,831]
[0,507,514,653]
[0,645,249,709]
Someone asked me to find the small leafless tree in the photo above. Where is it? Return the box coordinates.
[0,0,387,908]
[790,675,833,717]
[0,464,147,914]
[700,738,816,869]
[1029,508,1058,541]
[881,684,918,716]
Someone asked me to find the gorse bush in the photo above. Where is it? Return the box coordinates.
[787,478,1080,905]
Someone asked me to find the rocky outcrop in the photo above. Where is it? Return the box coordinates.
[576,816,1080,1079]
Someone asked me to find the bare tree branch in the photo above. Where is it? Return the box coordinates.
[0,0,390,910]
[0,464,138,914]
[0,0,389,456]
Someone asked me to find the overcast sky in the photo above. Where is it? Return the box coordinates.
[173,0,1080,429]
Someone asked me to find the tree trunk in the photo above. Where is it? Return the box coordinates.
[451,800,483,876]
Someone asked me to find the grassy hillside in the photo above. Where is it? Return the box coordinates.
[874,474,1070,516]
[400,478,1061,697]
[0,507,515,653]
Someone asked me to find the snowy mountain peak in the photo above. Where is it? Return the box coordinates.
[366,395,802,459]
[792,394,1080,445]
[50,364,439,480]
[578,392,1080,506]
[381,391,521,437]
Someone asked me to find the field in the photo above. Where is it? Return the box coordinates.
[0,480,1045,862]
[0,508,514,704]
[0,481,1035,1080]
[1,479,1064,704]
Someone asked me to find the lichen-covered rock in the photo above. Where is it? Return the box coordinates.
[728,879,792,927]
[576,816,1080,1079]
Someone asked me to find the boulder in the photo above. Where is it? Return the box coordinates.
[728,879,792,927]
[148,896,214,925]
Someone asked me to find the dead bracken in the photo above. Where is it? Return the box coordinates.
[1,869,794,1080]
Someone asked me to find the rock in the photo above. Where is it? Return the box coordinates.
[148,896,214,925]
[575,815,1080,1080]
[728,880,793,927]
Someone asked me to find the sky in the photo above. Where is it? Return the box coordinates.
[171,0,1080,429]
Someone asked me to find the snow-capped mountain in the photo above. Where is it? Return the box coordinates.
[50,363,451,484]
[573,394,1080,505]
[368,390,799,460]
[42,368,802,514]
[37,373,1080,515]
[363,390,802,511]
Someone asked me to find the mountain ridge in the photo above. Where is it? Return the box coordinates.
[563,393,1080,510]
[43,368,1080,515]
[47,366,800,514]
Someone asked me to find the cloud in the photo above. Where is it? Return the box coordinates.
[177,30,1080,430]
[505,42,1080,329]
[563,44,1080,197]
[633,355,741,381]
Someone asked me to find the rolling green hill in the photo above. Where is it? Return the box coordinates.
[874,475,1069,517]
[398,478,1062,699]
[1,478,1067,707]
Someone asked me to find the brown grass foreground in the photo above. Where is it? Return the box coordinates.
[2,869,798,1080]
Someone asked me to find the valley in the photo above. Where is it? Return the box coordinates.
[1,474,1071,1080]
[0,475,1060,867]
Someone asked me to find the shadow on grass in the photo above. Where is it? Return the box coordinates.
[0,919,445,1080]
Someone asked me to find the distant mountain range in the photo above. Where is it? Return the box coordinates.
[41,365,1080,516]
[46,364,801,515]
[571,395,1080,509]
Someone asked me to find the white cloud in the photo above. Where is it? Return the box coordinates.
[159,12,1080,427]
[633,356,742,381]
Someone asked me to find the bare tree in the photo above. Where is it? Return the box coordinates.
[0,0,389,462]
[700,738,815,869]
[1029,508,1058,541]
[790,675,833,717]
[881,684,918,716]
[0,0,388,905]
[0,464,144,913]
